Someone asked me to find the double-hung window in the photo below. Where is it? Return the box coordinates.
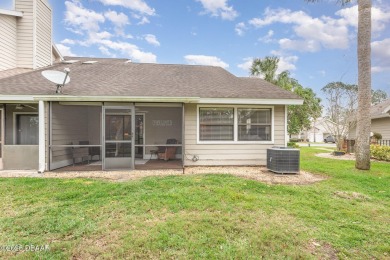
[238,108,271,141]
[198,106,273,142]
[199,108,234,141]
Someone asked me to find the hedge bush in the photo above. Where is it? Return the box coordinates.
[370,145,390,161]
[287,142,300,148]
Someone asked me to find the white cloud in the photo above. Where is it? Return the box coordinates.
[237,57,253,71]
[56,44,76,57]
[61,39,76,45]
[64,1,105,32]
[104,10,129,27]
[137,16,150,25]
[196,0,238,20]
[270,50,298,74]
[235,22,246,36]
[248,8,349,52]
[97,0,155,16]
[279,38,320,52]
[99,46,115,57]
[99,40,157,63]
[63,0,157,63]
[372,38,390,73]
[318,70,326,77]
[247,5,390,53]
[184,55,229,68]
[336,5,390,34]
[144,34,160,46]
[258,30,275,43]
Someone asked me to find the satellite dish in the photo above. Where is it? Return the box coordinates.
[41,69,70,94]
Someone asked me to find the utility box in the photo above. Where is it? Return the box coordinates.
[267,147,300,174]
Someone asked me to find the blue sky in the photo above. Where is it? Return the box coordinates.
[2,0,390,98]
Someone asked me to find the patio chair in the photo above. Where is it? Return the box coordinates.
[157,138,178,161]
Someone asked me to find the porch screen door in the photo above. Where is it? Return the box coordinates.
[103,106,135,170]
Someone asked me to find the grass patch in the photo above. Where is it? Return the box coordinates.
[0,147,389,259]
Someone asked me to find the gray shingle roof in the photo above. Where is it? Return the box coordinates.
[371,99,390,118]
[0,57,301,100]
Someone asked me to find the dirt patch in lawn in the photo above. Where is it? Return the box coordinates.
[0,167,326,185]
[316,153,356,161]
[185,166,327,185]
[333,191,371,201]
[307,239,339,259]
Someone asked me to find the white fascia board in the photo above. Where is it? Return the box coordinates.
[2,95,303,105]
[0,95,35,101]
[0,9,23,17]
[197,98,304,105]
[371,114,390,119]
[382,105,390,114]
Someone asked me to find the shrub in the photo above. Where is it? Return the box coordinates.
[287,142,300,148]
[373,132,382,140]
[289,138,300,143]
[370,145,390,161]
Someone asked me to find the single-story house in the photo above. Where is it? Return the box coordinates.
[0,57,303,171]
[349,99,390,140]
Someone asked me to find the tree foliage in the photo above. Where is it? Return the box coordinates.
[371,89,388,105]
[322,82,358,150]
[251,56,322,135]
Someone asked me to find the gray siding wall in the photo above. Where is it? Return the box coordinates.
[36,0,52,68]
[3,145,38,170]
[184,104,286,166]
[0,14,17,71]
[15,0,34,68]
[139,106,182,157]
[51,103,89,168]
[50,103,101,169]
[349,117,390,140]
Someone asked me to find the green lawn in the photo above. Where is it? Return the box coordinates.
[0,147,389,259]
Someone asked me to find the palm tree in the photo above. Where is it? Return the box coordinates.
[307,0,372,170]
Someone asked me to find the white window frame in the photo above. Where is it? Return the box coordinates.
[13,112,39,145]
[197,105,274,144]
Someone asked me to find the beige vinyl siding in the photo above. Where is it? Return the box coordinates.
[51,103,89,168]
[0,14,17,71]
[184,104,286,166]
[36,0,52,68]
[15,0,34,68]
[349,117,390,140]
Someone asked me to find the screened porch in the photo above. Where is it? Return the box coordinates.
[49,102,183,171]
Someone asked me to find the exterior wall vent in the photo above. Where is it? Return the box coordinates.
[267,147,300,174]
[62,60,79,64]
[82,61,98,64]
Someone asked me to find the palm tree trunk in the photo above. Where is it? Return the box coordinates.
[355,0,371,170]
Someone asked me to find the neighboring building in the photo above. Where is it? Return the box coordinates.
[0,0,62,73]
[291,118,334,142]
[349,99,390,140]
[0,58,302,171]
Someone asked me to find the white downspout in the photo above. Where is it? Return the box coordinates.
[38,100,46,173]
